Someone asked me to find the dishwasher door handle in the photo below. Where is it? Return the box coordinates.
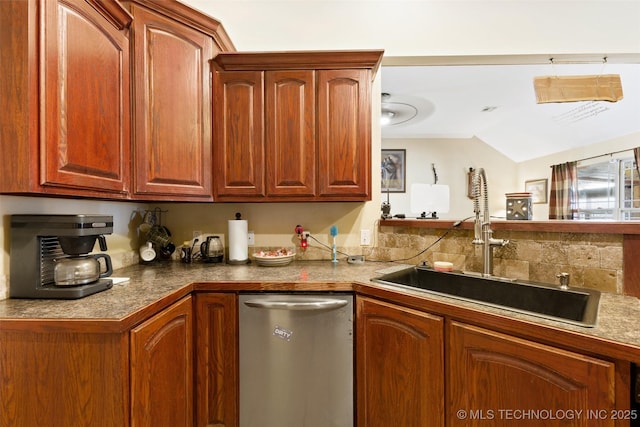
[243,298,349,311]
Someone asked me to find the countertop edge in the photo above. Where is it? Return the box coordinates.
[354,282,640,364]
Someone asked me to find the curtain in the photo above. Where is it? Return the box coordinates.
[634,147,640,177]
[549,161,577,220]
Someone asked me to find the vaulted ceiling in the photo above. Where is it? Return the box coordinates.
[380,59,640,163]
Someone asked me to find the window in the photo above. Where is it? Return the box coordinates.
[575,157,640,220]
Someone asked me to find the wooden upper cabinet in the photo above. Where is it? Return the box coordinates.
[265,70,316,197]
[1,0,235,201]
[317,69,371,198]
[448,321,617,427]
[0,0,132,197]
[213,71,265,198]
[211,50,383,202]
[213,69,317,200]
[356,296,445,427]
[130,5,214,200]
[42,0,131,194]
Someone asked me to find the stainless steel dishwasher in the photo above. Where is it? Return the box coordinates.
[239,293,354,427]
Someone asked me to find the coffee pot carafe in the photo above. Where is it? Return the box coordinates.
[54,254,113,286]
[54,233,113,285]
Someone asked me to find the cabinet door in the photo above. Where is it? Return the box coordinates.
[356,296,444,427]
[42,0,130,195]
[317,69,371,200]
[194,293,238,427]
[213,71,265,200]
[448,321,616,427]
[131,5,213,200]
[131,296,193,427]
[265,70,316,197]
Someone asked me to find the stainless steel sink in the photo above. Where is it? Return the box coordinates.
[372,266,600,327]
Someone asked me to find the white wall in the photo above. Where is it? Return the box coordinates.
[382,137,518,220]
[183,1,640,56]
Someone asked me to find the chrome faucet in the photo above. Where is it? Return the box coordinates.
[472,168,509,276]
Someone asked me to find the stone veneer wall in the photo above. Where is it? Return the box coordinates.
[364,226,623,294]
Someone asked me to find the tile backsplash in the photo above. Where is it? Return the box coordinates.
[372,226,623,294]
[1,228,623,301]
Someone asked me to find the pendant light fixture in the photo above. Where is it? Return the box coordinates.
[534,57,623,104]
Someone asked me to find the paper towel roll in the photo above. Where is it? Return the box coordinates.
[228,219,249,263]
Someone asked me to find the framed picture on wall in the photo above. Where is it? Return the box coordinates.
[525,178,548,204]
[381,149,406,193]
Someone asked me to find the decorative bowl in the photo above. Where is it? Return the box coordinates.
[252,248,295,266]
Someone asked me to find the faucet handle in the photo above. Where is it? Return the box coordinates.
[488,237,509,247]
[556,272,570,290]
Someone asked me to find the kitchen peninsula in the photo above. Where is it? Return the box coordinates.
[1,260,640,426]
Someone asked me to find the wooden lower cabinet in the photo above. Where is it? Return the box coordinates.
[194,293,238,427]
[1,290,634,427]
[448,321,619,427]
[356,297,630,427]
[130,296,193,427]
[355,296,445,427]
[0,328,129,427]
[0,296,193,427]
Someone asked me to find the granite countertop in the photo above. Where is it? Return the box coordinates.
[1,260,640,358]
[0,260,397,320]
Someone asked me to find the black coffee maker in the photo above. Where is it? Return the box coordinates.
[10,214,114,299]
